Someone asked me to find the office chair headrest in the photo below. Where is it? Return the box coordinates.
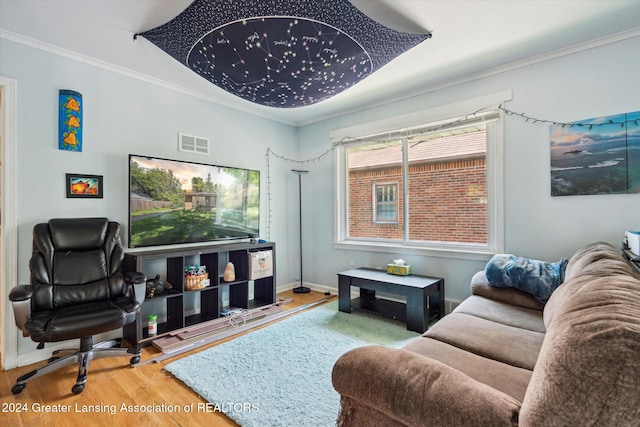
[47,218,110,251]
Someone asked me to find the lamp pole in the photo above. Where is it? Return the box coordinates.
[292,169,310,293]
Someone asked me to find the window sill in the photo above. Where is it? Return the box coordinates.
[333,240,496,261]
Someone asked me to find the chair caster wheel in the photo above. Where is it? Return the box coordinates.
[12,384,26,394]
[130,356,140,364]
[72,384,85,394]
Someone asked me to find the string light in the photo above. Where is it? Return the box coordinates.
[263,106,638,239]
[264,146,335,240]
[498,105,639,128]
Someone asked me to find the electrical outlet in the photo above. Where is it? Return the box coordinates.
[349,260,355,269]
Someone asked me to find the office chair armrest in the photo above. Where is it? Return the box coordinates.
[9,284,32,301]
[9,285,32,337]
[125,272,147,304]
[125,272,146,284]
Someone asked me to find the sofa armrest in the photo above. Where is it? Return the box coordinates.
[471,271,544,311]
[9,285,32,336]
[332,346,520,427]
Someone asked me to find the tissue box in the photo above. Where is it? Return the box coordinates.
[387,264,412,276]
[627,231,640,256]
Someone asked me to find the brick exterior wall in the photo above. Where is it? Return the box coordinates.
[348,157,487,244]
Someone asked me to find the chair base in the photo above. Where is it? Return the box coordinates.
[11,336,141,395]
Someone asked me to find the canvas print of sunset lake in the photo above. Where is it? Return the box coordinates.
[550,111,640,196]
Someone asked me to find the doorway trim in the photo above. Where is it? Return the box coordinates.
[1,76,18,370]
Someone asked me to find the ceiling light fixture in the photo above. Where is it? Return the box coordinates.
[136,0,430,108]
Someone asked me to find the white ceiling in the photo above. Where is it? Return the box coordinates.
[1,0,639,126]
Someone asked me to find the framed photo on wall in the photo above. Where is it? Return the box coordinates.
[65,173,103,198]
[550,110,640,196]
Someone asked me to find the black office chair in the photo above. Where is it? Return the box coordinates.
[9,218,146,395]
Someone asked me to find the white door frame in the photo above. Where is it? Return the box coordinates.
[1,76,18,370]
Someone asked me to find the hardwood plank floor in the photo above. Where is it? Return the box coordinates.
[1,290,334,426]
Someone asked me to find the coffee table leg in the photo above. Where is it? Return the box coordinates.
[338,276,351,313]
[406,290,427,333]
[432,279,445,319]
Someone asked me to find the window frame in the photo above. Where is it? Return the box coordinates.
[332,92,509,259]
[372,181,399,224]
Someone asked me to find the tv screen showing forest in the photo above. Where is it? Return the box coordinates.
[128,155,260,248]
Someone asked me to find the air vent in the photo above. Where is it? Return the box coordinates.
[179,133,210,155]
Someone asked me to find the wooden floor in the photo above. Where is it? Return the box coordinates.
[1,290,334,426]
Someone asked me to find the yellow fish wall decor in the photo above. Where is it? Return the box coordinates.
[59,90,82,151]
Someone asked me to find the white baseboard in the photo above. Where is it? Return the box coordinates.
[11,284,459,369]
[277,281,336,296]
[446,299,461,314]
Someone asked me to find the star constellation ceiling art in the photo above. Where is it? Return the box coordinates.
[136,0,431,108]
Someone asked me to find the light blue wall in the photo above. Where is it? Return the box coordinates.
[297,36,640,301]
[2,34,639,357]
[0,39,300,354]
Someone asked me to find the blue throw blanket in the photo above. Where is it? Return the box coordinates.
[485,254,568,304]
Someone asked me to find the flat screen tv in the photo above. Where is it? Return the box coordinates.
[128,154,260,248]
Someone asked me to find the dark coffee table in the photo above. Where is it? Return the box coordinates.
[337,268,444,333]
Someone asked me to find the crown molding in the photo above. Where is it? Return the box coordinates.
[294,27,640,127]
[0,29,300,127]
[2,27,639,128]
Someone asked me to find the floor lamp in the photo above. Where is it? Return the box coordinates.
[292,169,310,293]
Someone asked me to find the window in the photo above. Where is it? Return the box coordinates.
[406,128,487,244]
[373,182,398,223]
[334,101,505,256]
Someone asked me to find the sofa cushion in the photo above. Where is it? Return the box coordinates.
[521,274,640,426]
[424,312,545,370]
[455,295,546,333]
[403,336,533,402]
[485,254,568,304]
[471,271,544,311]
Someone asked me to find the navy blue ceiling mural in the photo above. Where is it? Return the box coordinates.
[136,0,431,108]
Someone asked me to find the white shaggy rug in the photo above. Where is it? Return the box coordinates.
[164,300,419,427]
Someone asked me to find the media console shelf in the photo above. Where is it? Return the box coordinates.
[123,241,276,348]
